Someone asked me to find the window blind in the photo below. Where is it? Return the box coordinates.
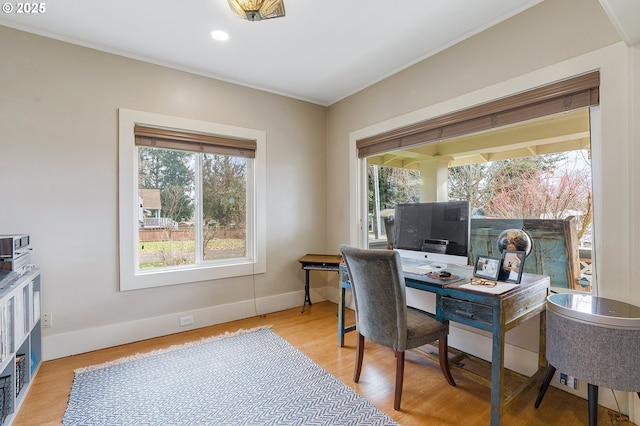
[134,125,257,159]
[356,71,599,158]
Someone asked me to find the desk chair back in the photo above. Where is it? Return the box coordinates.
[340,246,407,350]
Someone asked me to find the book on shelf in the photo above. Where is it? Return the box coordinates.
[30,348,38,377]
[0,299,14,363]
[11,289,27,344]
[32,289,41,325]
[22,287,29,337]
[0,303,4,362]
[15,354,26,396]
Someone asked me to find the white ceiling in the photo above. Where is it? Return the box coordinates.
[0,0,637,106]
[599,0,640,46]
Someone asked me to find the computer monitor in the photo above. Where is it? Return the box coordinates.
[393,201,471,268]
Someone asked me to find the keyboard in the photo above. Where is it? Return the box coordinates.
[402,265,433,275]
[302,263,339,270]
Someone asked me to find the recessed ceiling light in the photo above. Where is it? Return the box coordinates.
[211,30,229,41]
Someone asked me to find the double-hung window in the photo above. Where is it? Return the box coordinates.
[118,109,266,291]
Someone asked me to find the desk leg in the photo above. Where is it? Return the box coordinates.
[338,282,356,346]
[338,284,346,346]
[538,309,547,369]
[490,316,506,426]
[302,269,312,313]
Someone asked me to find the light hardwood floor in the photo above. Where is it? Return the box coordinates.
[16,301,633,426]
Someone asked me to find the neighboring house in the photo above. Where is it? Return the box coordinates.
[138,188,162,221]
[138,189,177,230]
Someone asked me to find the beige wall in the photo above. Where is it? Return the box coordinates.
[0,26,329,358]
[631,43,640,422]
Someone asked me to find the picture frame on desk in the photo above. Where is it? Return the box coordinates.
[473,255,501,281]
[500,250,525,284]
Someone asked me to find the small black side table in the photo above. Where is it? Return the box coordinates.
[298,254,342,313]
[535,293,640,426]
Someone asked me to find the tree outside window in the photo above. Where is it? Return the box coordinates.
[448,153,592,243]
[368,150,593,251]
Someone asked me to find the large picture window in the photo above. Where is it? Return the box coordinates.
[119,109,266,291]
[359,72,599,293]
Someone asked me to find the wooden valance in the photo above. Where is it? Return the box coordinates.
[356,71,599,158]
[135,125,257,159]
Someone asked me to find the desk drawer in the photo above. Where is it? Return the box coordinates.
[442,296,493,326]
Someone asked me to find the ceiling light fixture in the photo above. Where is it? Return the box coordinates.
[227,0,285,21]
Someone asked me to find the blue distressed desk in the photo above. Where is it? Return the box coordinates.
[338,264,550,426]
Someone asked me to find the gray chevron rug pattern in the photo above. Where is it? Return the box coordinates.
[63,326,397,425]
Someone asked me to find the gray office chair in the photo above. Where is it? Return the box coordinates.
[339,245,456,410]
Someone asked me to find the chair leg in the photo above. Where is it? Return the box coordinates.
[394,350,405,410]
[588,384,598,426]
[353,333,365,382]
[438,335,456,386]
[534,364,556,408]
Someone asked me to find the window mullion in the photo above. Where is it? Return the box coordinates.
[245,160,254,260]
[194,153,204,264]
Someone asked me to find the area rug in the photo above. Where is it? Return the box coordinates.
[63,326,397,425]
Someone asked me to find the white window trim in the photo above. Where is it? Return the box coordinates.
[118,108,266,291]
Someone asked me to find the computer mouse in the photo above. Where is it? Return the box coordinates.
[439,271,451,278]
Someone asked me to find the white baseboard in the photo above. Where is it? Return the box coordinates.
[43,288,331,361]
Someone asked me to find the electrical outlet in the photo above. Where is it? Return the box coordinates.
[42,312,53,328]
[560,373,578,389]
[179,315,194,327]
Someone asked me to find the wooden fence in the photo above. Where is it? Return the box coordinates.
[139,227,242,242]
